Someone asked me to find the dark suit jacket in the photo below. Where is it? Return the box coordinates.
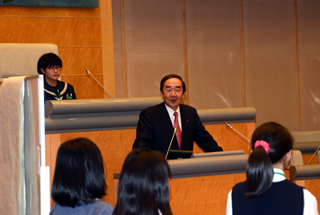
[133,102,223,155]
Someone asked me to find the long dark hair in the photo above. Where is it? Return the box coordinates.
[246,122,293,198]
[51,138,107,207]
[112,149,172,215]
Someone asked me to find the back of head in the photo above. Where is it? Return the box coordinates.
[251,122,293,164]
[51,138,107,207]
[246,122,293,198]
[113,149,172,215]
[37,53,62,75]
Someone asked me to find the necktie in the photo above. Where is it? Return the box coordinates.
[173,111,182,149]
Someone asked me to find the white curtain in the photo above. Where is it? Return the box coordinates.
[0,76,39,215]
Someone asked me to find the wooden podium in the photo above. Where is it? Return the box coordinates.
[45,97,257,214]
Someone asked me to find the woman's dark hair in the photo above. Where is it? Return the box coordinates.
[37,53,62,75]
[160,74,186,94]
[51,138,107,207]
[112,149,172,215]
[246,122,293,198]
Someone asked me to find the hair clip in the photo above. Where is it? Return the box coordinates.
[254,140,270,154]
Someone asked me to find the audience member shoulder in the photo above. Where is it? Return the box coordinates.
[90,199,114,215]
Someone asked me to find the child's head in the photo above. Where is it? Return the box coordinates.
[37,53,62,83]
[114,149,172,215]
[51,138,107,207]
[251,121,293,164]
[246,122,293,198]
[37,53,62,74]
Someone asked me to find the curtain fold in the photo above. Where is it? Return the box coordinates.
[0,76,39,215]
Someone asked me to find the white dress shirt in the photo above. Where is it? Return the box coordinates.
[164,104,182,131]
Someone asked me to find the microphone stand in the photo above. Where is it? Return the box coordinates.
[308,146,320,164]
[165,127,177,160]
[85,69,115,98]
[225,122,251,145]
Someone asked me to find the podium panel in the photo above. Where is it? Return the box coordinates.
[169,174,246,215]
[46,122,254,214]
[45,100,257,213]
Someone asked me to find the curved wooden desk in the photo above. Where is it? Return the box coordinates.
[45,98,256,214]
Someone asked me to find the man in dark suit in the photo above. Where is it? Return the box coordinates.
[133,74,223,155]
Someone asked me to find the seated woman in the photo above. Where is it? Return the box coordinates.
[37,53,76,101]
[50,138,113,215]
[226,122,318,215]
[112,149,173,215]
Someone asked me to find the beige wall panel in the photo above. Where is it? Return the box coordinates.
[0,6,100,17]
[112,1,320,131]
[186,0,243,109]
[242,0,299,130]
[123,0,185,97]
[296,1,320,131]
[0,17,101,46]
[112,0,126,98]
[61,75,105,99]
[58,47,103,75]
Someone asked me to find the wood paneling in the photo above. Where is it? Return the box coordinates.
[45,133,63,208]
[170,174,246,215]
[101,0,116,98]
[203,123,252,153]
[0,0,115,101]
[305,178,320,204]
[0,6,100,17]
[0,17,101,46]
[302,154,318,165]
[59,47,103,75]
[61,75,105,99]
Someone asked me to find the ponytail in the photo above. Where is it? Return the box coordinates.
[245,146,273,198]
[245,122,293,198]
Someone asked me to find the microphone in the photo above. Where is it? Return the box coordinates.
[85,69,115,98]
[225,122,251,145]
[165,127,177,160]
[307,146,320,164]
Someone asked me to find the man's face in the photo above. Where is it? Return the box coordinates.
[161,78,184,110]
